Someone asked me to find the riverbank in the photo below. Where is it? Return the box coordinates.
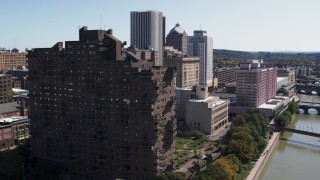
[246,131,280,180]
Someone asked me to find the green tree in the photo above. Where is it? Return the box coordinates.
[257,136,267,153]
[191,130,208,141]
[282,111,292,124]
[192,165,216,180]
[225,139,257,163]
[226,124,252,140]
[288,99,298,114]
[211,158,235,180]
[223,154,242,173]
[232,115,246,127]
[274,115,287,126]
[244,112,269,137]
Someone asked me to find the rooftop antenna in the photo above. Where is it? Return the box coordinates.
[200,24,202,30]
[14,39,16,48]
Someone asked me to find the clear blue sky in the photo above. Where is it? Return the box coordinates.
[1,0,320,52]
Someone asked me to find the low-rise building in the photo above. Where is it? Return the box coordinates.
[230,96,289,118]
[0,125,14,151]
[186,85,229,135]
[6,68,28,90]
[277,67,295,82]
[0,102,20,118]
[277,77,289,90]
[175,87,193,121]
[0,116,30,150]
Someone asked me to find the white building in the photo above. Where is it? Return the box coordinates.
[188,30,213,86]
[130,10,165,66]
[186,86,229,135]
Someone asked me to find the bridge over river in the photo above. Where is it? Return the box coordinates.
[283,127,320,138]
[296,83,320,95]
[298,102,320,115]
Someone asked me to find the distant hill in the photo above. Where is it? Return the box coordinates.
[213,49,320,63]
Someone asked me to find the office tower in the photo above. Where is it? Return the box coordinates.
[130,10,165,66]
[236,61,277,107]
[0,74,12,104]
[166,23,188,53]
[28,26,176,180]
[163,46,199,88]
[188,30,213,86]
[0,48,28,70]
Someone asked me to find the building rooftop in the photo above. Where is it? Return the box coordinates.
[168,23,186,35]
[12,88,29,95]
[0,102,19,115]
[258,96,290,109]
[209,92,236,99]
[277,77,288,82]
[189,96,226,106]
[0,116,28,124]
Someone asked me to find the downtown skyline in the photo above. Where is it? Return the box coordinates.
[1,0,320,52]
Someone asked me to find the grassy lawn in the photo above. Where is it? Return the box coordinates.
[174,130,213,168]
[174,151,190,167]
[175,137,208,150]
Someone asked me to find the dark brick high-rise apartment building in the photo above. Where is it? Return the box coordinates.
[28,26,176,180]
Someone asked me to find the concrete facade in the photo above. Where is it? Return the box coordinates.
[175,87,192,121]
[188,30,213,86]
[28,27,176,180]
[186,86,229,135]
[163,47,199,88]
[131,11,165,66]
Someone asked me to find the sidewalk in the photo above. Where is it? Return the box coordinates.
[246,132,280,180]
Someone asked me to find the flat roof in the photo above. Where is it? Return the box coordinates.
[277,77,288,82]
[209,92,236,99]
[12,88,29,94]
[258,102,280,109]
[0,116,28,123]
[176,87,193,91]
[0,102,19,114]
[258,96,289,109]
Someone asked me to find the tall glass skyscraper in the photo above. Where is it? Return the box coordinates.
[130,10,165,66]
[188,30,213,86]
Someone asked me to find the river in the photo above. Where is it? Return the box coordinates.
[259,95,320,180]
